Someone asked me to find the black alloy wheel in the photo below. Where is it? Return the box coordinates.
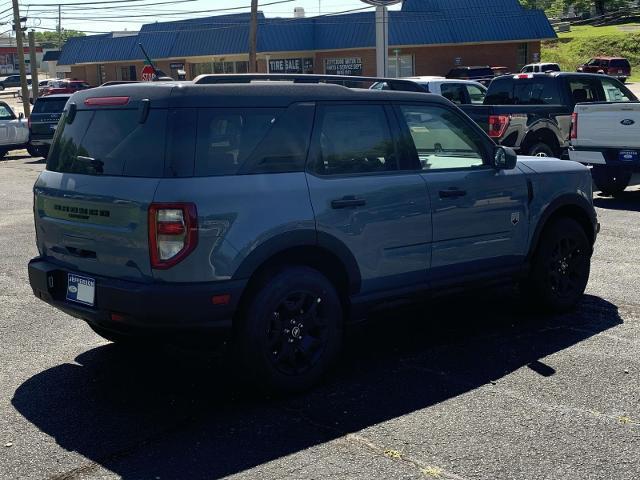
[238,266,343,392]
[526,218,591,312]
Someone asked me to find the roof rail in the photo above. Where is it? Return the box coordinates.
[192,73,425,92]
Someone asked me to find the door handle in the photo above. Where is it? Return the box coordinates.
[331,196,366,209]
[439,188,467,199]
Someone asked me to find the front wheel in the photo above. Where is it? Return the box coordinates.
[526,142,555,158]
[525,218,591,312]
[237,266,343,393]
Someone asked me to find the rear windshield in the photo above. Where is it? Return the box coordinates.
[485,77,562,105]
[47,108,167,177]
[33,97,69,114]
[470,67,493,77]
[610,59,630,68]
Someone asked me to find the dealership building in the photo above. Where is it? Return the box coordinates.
[58,0,556,84]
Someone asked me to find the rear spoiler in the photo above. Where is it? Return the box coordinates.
[191,73,425,92]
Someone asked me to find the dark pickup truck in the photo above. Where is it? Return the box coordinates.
[458,72,638,157]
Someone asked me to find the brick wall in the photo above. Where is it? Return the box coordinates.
[313,41,540,77]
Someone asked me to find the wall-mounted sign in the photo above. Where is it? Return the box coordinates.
[268,57,313,74]
[325,57,362,76]
[532,52,540,62]
[170,62,184,69]
[454,57,462,66]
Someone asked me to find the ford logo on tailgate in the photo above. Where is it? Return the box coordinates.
[621,119,635,126]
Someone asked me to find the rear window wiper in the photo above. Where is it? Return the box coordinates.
[76,156,104,174]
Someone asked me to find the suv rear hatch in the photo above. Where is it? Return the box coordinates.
[34,91,170,281]
[30,95,70,138]
[608,59,631,78]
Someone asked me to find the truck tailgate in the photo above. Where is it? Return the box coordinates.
[573,102,640,148]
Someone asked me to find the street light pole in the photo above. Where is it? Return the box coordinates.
[248,0,258,73]
[361,1,401,78]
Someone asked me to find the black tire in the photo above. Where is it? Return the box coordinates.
[237,266,343,393]
[592,167,631,197]
[526,218,591,312]
[0,85,4,91]
[0,149,7,159]
[26,145,43,158]
[526,142,555,158]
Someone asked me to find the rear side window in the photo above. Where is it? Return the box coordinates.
[569,79,599,103]
[312,104,397,175]
[466,84,486,104]
[47,108,167,177]
[440,84,466,104]
[0,103,14,120]
[33,98,69,114]
[610,59,630,69]
[485,78,561,105]
[194,105,314,176]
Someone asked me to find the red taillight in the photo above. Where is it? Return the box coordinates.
[148,203,198,269]
[84,96,130,106]
[488,115,510,138]
[570,112,578,140]
[515,74,533,79]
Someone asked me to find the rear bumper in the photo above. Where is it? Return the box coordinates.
[28,134,54,146]
[28,258,246,335]
[569,147,640,170]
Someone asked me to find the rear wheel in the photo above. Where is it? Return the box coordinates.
[0,149,7,159]
[237,266,343,393]
[592,167,631,197]
[26,145,47,158]
[525,218,591,312]
[526,142,555,158]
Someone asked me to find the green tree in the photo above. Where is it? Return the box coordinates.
[34,30,86,49]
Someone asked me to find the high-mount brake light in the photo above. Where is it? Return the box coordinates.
[148,203,198,269]
[84,96,130,106]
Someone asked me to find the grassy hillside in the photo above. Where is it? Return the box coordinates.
[542,24,640,82]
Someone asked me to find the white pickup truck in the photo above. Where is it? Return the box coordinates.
[569,101,640,196]
[0,100,29,158]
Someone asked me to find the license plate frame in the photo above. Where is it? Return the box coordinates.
[66,273,96,306]
[619,150,638,162]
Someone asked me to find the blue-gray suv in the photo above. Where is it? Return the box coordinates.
[28,80,598,392]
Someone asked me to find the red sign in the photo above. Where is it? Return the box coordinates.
[141,65,155,82]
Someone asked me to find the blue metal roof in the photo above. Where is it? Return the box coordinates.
[58,0,556,66]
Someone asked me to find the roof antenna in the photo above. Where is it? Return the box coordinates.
[138,42,172,81]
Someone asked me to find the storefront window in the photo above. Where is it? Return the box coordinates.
[192,61,249,76]
[517,43,529,69]
[388,54,414,78]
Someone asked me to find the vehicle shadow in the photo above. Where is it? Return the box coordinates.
[593,189,640,212]
[12,292,621,479]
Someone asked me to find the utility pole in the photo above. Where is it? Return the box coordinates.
[11,0,30,116]
[58,4,62,49]
[28,30,38,101]
[248,0,258,73]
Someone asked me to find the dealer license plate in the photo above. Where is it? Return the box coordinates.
[619,150,638,162]
[66,273,95,306]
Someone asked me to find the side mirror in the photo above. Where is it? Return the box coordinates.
[493,146,517,170]
[18,113,24,120]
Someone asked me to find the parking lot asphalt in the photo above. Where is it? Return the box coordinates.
[0,154,638,480]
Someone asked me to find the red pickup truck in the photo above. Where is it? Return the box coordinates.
[577,57,631,83]
[42,80,92,96]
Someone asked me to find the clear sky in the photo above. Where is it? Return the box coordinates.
[13,0,404,36]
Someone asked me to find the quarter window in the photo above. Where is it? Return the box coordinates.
[601,78,633,102]
[0,104,13,120]
[399,105,485,170]
[313,105,396,175]
[466,84,486,104]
